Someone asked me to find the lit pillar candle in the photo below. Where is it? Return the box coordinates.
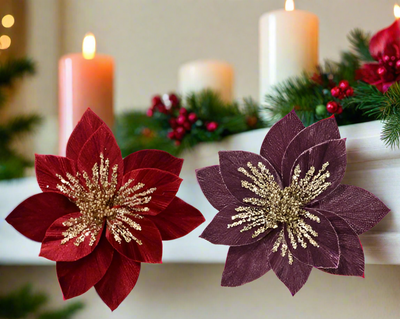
[59,33,114,155]
[259,0,319,103]
[178,60,234,103]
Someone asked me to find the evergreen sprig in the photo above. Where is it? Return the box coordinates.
[348,28,374,62]
[116,90,267,156]
[0,285,84,319]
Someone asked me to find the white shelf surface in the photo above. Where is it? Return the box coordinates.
[1,120,400,265]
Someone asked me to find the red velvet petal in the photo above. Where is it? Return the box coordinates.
[287,208,339,268]
[40,212,103,262]
[312,184,390,235]
[281,116,341,186]
[120,168,182,216]
[319,210,364,277]
[196,165,237,210]
[260,110,304,174]
[6,192,78,242]
[221,229,278,287]
[106,216,162,263]
[269,241,312,296]
[146,197,205,240]
[95,252,141,311]
[200,202,270,246]
[66,109,105,161]
[57,234,114,299]
[289,139,347,203]
[77,124,124,188]
[35,155,77,193]
[369,19,400,60]
[219,151,282,204]
[123,149,183,176]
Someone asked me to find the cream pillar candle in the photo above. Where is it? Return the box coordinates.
[59,33,114,155]
[259,0,318,103]
[178,60,234,103]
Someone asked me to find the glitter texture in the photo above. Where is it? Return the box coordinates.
[57,153,156,247]
[228,161,331,262]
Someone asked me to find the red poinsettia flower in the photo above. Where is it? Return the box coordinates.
[6,109,205,310]
[196,110,389,295]
[359,19,400,92]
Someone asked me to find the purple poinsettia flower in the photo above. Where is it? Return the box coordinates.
[196,110,390,295]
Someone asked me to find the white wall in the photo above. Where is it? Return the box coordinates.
[1,1,400,318]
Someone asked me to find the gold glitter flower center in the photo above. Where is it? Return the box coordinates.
[228,161,331,264]
[56,153,156,247]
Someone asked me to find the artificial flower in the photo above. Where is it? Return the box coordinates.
[6,109,205,310]
[196,110,389,295]
[359,19,400,92]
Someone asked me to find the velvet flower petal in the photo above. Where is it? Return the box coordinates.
[197,111,389,295]
[359,19,400,92]
[6,108,205,311]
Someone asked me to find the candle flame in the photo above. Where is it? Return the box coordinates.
[395,4,400,19]
[82,33,96,60]
[285,0,295,11]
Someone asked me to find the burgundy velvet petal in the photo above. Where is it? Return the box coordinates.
[319,210,364,277]
[260,110,305,174]
[56,235,114,299]
[196,165,237,210]
[106,216,162,263]
[288,139,347,202]
[40,212,102,262]
[200,202,269,246]
[123,149,183,176]
[121,168,182,216]
[66,108,105,161]
[6,192,78,242]
[369,19,400,60]
[146,197,205,240]
[269,231,313,296]
[221,229,280,287]
[219,151,282,204]
[95,252,141,311]
[77,124,124,188]
[281,116,341,185]
[287,208,340,268]
[35,155,77,193]
[313,184,390,235]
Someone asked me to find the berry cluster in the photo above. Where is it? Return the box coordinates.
[168,108,198,145]
[147,94,180,117]
[326,80,354,115]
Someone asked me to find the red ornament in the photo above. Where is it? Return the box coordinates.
[176,115,186,126]
[326,101,339,114]
[146,109,154,117]
[206,122,218,132]
[331,87,341,98]
[151,95,162,106]
[338,80,349,90]
[188,113,198,123]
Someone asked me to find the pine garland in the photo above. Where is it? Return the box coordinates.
[0,57,41,180]
[116,90,267,157]
[0,285,84,319]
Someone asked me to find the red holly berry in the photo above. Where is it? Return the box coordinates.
[331,87,341,98]
[338,80,350,90]
[338,92,346,100]
[156,104,167,114]
[183,121,192,131]
[345,87,354,97]
[188,113,198,123]
[176,115,186,126]
[179,108,188,115]
[175,140,181,146]
[336,106,343,115]
[326,101,339,113]
[377,67,387,76]
[176,127,185,135]
[206,122,218,132]
[167,131,175,140]
[169,94,180,107]
[169,118,177,129]
[146,109,154,117]
[152,95,162,106]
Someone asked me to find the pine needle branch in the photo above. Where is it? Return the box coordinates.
[0,57,35,87]
[348,28,374,62]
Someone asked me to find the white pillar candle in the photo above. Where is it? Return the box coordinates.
[259,0,319,103]
[178,60,234,103]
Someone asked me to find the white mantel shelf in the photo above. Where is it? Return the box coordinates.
[1,120,399,265]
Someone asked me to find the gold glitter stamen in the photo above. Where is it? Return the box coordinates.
[56,153,156,247]
[229,161,331,264]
